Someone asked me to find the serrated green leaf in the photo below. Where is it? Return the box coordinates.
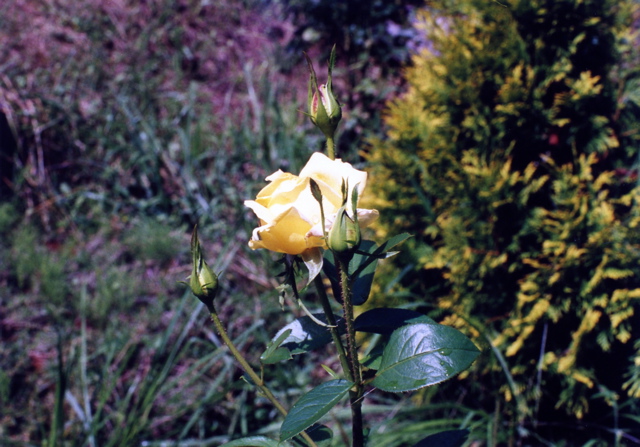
[355,308,437,335]
[261,329,293,364]
[221,436,288,446]
[260,346,292,364]
[357,309,438,372]
[372,323,480,392]
[412,429,469,447]
[280,379,353,441]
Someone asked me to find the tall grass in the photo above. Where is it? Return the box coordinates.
[0,0,322,443]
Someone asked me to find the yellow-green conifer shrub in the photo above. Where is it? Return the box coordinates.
[366,0,640,439]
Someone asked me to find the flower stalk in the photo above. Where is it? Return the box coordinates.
[313,275,352,382]
[189,227,318,446]
[326,136,336,160]
[209,307,319,447]
[337,257,365,447]
[312,172,364,445]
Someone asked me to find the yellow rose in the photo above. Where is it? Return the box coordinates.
[244,152,378,279]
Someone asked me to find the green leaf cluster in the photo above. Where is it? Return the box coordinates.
[366,0,640,428]
[226,234,480,446]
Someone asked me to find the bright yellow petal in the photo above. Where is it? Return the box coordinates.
[256,172,304,202]
[255,170,290,200]
[248,207,314,255]
[261,178,316,222]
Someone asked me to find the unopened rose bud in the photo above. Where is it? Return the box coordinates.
[306,46,342,140]
[189,226,218,310]
[309,82,342,138]
[327,205,361,261]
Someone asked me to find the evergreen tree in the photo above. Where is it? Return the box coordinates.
[366,0,640,442]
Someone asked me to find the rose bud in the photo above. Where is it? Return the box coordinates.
[189,226,219,310]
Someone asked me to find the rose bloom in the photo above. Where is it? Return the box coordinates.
[244,152,378,279]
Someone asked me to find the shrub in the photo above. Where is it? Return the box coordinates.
[366,0,640,442]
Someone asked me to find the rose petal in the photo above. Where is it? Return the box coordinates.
[301,247,324,283]
[244,199,273,224]
[356,208,379,228]
[244,152,378,265]
[255,174,310,215]
[248,206,323,255]
[299,152,368,199]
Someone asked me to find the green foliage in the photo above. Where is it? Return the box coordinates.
[231,229,479,446]
[0,202,19,235]
[366,0,640,441]
[223,437,285,447]
[90,266,140,326]
[11,225,41,288]
[124,218,183,264]
[280,379,352,441]
[0,368,10,407]
[10,225,70,313]
[0,208,268,443]
[372,322,479,393]
[263,315,340,361]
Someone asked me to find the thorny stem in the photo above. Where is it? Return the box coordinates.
[337,257,365,447]
[209,308,319,447]
[313,275,352,382]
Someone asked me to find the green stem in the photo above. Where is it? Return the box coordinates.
[349,390,364,447]
[313,275,352,382]
[326,136,336,160]
[210,308,318,447]
[337,258,365,447]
